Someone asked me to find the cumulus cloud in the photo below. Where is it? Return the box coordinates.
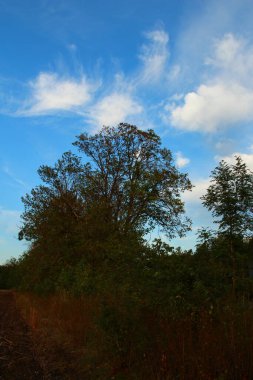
[15,28,169,122]
[139,28,169,84]
[21,72,95,115]
[171,82,253,132]
[216,145,253,170]
[170,34,253,133]
[182,178,210,203]
[175,152,190,168]
[90,92,143,127]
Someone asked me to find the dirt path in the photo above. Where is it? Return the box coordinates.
[0,290,44,380]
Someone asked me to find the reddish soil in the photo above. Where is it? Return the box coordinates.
[0,290,44,380]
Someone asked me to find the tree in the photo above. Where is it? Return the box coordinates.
[20,151,86,243]
[19,123,192,279]
[201,156,253,292]
[201,156,253,240]
[73,123,192,238]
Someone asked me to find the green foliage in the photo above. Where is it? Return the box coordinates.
[74,123,192,238]
[201,156,253,239]
[201,156,253,293]
[15,123,194,295]
[0,264,12,289]
[0,258,21,289]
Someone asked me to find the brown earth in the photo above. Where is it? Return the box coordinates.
[0,290,44,380]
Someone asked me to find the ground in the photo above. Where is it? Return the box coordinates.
[0,290,44,380]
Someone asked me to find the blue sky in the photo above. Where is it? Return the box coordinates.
[1,0,253,263]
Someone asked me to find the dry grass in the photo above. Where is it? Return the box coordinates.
[14,292,253,379]
[15,292,102,379]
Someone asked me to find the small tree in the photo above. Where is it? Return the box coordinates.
[201,156,253,240]
[201,156,253,291]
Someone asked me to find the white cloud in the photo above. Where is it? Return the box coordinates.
[206,33,244,68]
[170,34,253,133]
[184,147,253,206]
[139,28,169,84]
[67,43,77,52]
[216,146,253,171]
[171,82,253,132]
[182,178,210,203]
[175,152,190,168]
[180,178,214,242]
[90,92,143,126]
[11,27,170,123]
[90,28,169,127]
[206,34,253,83]
[168,65,181,81]
[21,72,95,115]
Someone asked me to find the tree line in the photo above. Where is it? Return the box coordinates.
[0,122,252,297]
[1,123,253,296]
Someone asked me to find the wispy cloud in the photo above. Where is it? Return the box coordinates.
[12,27,168,126]
[90,92,143,127]
[138,28,169,84]
[175,152,190,168]
[2,165,27,188]
[89,27,169,127]
[170,34,253,133]
[20,72,96,116]
[205,33,253,83]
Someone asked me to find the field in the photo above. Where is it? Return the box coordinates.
[1,290,252,379]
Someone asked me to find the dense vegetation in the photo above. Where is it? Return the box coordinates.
[1,123,253,379]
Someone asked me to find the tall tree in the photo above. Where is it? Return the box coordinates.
[74,123,192,238]
[19,123,192,277]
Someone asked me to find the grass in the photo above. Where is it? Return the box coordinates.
[14,292,253,379]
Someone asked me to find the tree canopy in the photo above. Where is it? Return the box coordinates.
[201,156,253,240]
[20,123,192,247]
[74,123,192,237]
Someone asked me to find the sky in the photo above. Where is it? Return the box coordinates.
[1,0,253,263]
